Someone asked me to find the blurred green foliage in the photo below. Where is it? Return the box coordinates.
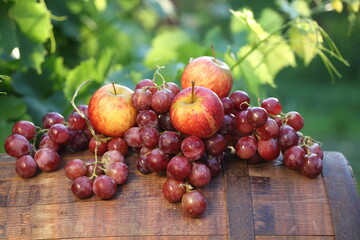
[0,0,359,191]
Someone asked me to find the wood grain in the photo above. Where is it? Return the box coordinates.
[0,150,359,239]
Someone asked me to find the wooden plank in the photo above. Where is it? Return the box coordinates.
[223,153,254,240]
[256,236,335,240]
[249,160,334,236]
[0,152,228,239]
[322,151,360,240]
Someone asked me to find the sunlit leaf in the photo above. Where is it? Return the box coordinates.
[9,0,51,43]
[259,8,284,33]
[144,28,190,67]
[288,19,323,65]
[331,0,343,13]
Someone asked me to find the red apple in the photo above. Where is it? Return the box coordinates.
[181,56,233,99]
[170,84,224,138]
[88,83,137,137]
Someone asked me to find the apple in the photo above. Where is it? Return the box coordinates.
[181,56,233,99]
[170,83,224,138]
[88,83,137,137]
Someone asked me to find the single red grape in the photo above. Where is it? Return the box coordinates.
[4,134,30,158]
[182,190,207,218]
[93,175,117,200]
[15,155,38,178]
[12,120,36,141]
[162,178,186,203]
[71,176,93,199]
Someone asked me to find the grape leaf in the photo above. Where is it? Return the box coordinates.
[0,95,27,120]
[144,28,190,67]
[288,19,323,65]
[0,2,18,55]
[16,29,45,74]
[9,0,52,43]
[259,8,284,34]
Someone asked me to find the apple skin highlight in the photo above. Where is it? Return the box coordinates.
[170,86,224,139]
[181,56,233,99]
[88,84,137,137]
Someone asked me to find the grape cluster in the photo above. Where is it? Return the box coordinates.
[225,91,323,178]
[4,106,130,200]
[128,79,213,217]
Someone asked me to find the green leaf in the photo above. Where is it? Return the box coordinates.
[16,29,45,74]
[144,28,190,67]
[288,19,323,65]
[95,48,117,81]
[259,35,296,76]
[203,27,229,54]
[0,2,18,55]
[9,0,52,43]
[259,8,284,34]
[64,58,97,101]
[0,95,27,120]
[237,45,274,97]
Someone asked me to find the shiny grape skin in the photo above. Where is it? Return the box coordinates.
[71,176,93,199]
[261,97,282,115]
[101,150,125,169]
[255,118,279,140]
[42,112,65,129]
[229,90,250,111]
[151,89,173,114]
[204,133,228,156]
[131,88,153,111]
[283,145,305,169]
[300,153,323,178]
[12,120,36,141]
[135,79,157,94]
[166,156,192,180]
[181,136,205,161]
[221,97,235,114]
[64,159,87,180]
[278,125,299,150]
[158,131,182,155]
[107,137,128,156]
[48,123,69,144]
[106,162,129,185]
[140,127,159,148]
[68,112,87,130]
[286,111,304,131]
[88,135,108,155]
[188,162,212,187]
[93,175,117,200]
[162,178,186,203]
[235,135,257,159]
[257,138,280,161]
[145,148,169,172]
[4,134,30,158]
[182,190,207,218]
[235,110,253,135]
[15,155,38,178]
[34,148,61,172]
[136,110,159,128]
[246,107,268,128]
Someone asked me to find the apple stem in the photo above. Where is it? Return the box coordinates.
[191,81,195,103]
[211,45,216,62]
[112,82,117,95]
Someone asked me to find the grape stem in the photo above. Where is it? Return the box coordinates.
[70,80,111,179]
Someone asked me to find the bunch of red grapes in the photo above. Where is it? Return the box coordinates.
[3,106,129,200]
[4,77,323,218]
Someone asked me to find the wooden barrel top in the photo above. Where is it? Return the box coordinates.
[0,150,359,239]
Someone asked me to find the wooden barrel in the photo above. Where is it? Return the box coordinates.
[0,150,359,239]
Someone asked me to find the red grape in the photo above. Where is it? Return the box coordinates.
[166,156,192,180]
[67,129,88,151]
[165,82,180,96]
[93,175,117,199]
[124,127,142,148]
[286,111,304,131]
[162,178,186,203]
[140,127,159,148]
[137,155,151,174]
[71,176,93,199]
[12,120,36,140]
[64,159,87,180]
[159,112,176,131]
[68,112,86,130]
[77,104,89,118]
[39,134,60,152]
[151,89,173,113]
[261,97,282,115]
[257,138,280,161]
[106,162,128,185]
[219,114,235,135]
[145,148,169,172]
[107,137,128,156]
[15,155,38,178]
[221,97,235,115]
[48,123,69,144]
[188,162,211,187]
[158,131,182,155]
[278,125,299,150]
[4,134,30,158]
[42,112,64,129]
[135,79,157,94]
[204,133,227,156]
[283,145,305,169]
[235,135,257,159]
[255,118,279,140]
[181,136,205,161]
[300,153,323,178]
[229,90,250,111]
[131,88,152,111]
[136,110,158,128]
[89,135,108,155]
[204,154,223,178]
[85,159,104,177]
[307,142,323,160]
[247,107,268,128]
[235,110,253,135]
[34,148,60,172]
[101,150,125,169]
[182,190,207,218]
